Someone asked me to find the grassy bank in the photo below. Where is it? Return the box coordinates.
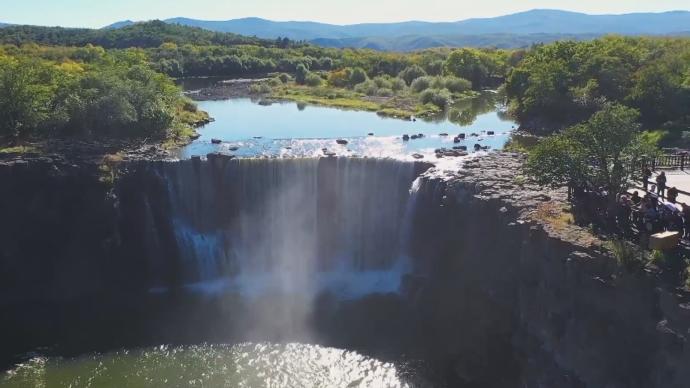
[264,81,479,119]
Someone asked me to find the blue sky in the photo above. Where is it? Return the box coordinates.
[2,0,690,27]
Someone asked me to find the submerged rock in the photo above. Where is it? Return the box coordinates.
[412,153,425,159]
[211,138,222,144]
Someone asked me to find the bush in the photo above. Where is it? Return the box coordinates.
[249,82,272,94]
[390,77,406,92]
[608,239,643,272]
[398,65,427,85]
[328,68,351,88]
[411,76,433,93]
[425,60,445,76]
[372,76,392,90]
[376,88,394,97]
[305,72,323,87]
[278,73,291,83]
[354,80,378,96]
[348,67,368,87]
[443,76,472,93]
[295,64,309,84]
[268,77,283,87]
[420,88,452,108]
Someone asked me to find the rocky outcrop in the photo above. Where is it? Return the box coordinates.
[408,152,690,387]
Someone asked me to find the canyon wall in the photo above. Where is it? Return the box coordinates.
[1,154,689,387]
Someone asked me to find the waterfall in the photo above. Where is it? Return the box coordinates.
[138,157,429,298]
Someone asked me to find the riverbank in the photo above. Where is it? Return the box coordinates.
[183,77,483,120]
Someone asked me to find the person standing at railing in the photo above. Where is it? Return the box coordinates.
[642,167,652,191]
[656,171,667,198]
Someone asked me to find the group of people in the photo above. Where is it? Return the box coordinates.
[617,189,687,238]
[616,168,687,239]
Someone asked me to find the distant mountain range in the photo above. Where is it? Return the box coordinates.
[3,9,690,51]
[147,10,690,39]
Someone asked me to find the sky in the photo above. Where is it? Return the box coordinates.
[1,0,689,28]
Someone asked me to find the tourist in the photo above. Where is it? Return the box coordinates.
[656,172,667,198]
[683,204,690,239]
[642,167,652,191]
[617,194,632,234]
[630,191,641,206]
[667,186,679,203]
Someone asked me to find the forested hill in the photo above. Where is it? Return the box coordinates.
[143,10,690,40]
[96,9,690,51]
[0,21,275,49]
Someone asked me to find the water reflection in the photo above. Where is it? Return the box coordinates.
[177,89,516,160]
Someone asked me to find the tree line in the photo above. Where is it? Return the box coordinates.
[0,44,202,142]
[506,36,690,137]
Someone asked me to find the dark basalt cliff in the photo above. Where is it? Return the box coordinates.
[409,152,690,387]
[1,153,689,387]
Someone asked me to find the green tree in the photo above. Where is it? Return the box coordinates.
[348,67,368,87]
[398,65,427,86]
[0,57,54,139]
[444,48,486,89]
[526,103,655,205]
[295,63,309,84]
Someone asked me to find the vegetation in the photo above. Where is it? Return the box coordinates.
[526,103,656,205]
[0,44,205,144]
[506,36,690,137]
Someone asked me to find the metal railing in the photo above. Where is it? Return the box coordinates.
[640,154,689,170]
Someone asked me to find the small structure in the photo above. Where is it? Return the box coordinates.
[649,231,681,250]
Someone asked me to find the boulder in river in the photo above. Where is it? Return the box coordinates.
[336,139,349,145]
[439,133,448,137]
[211,139,222,144]
[487,131,495,135]
[402,135,410,141]
[368,133,374,136]
[412,153,425,159]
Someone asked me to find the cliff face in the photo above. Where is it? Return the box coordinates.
[408,152,690,387]
[1,154,689,387]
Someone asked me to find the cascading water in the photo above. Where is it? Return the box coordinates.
[140,157,429,300]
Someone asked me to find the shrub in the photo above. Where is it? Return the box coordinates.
[420,88,452,108]
[295,64,309,84]
[372,76,392,89]
[348,67,368,86]
[249,82,272,94]
[354,80,378,96]
[278,73,291,83]
[411,76,433,93]
[305,72,323,87]
[398,65,427,85]
[425,60,445,76]
[376,88,394,97]
[443,76,472,93]
[608,239,643,271]
[328,68,351,88]
[390,77,406,92]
